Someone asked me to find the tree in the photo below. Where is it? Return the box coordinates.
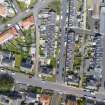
[77,98,86,105]
[0,73,14,92]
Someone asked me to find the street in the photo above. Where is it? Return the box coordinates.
[0,0,55,32]
[0,0,105,104]
[0,69,105,102]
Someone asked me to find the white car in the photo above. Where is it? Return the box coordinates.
[38,74,42,78]
[0,69,6,73]
[11,72,15,75]
[7,24,11,27]
[25,9,30,13]
[91,92,96,96]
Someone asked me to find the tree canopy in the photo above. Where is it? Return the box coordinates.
[0,73,14,92]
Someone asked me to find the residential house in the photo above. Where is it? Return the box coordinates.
[0,27,18,45]
[0,4,7,17]
[19,16,34,29]
[39,95,51,105]
[0,1,15,18]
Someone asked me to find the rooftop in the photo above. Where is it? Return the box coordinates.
[0,27,18,45]
[39,95,51,105]
[0,4,7,17]
[20,16,34,29]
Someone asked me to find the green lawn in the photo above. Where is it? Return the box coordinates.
[28,86,42,94]
[77,0,82,10]
[77,98,87,105]
[29,0,38,8]
[17,0,37,11]
[50,57,56,68]
[15,54,21,69]
[39,47,44,56]
[17,1,27,11]
[44,75,56,82]
[87,0,93,8]
[48,0,61,14]
[1,28,34,53]
[0,17,12,24]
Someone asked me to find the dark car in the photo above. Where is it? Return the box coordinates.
[29,75,33,78]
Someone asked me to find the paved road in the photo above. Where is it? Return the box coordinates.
[0,0,105,103]
[99,7,105,90]
[56,0,67,82]
[57,0,91,83]
[12,72,105,102]
[0,67,105,102]
[0,0,55,32]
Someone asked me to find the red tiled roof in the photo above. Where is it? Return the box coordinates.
[39,95,51,105]
[20,16,34,29]
[0,27,18,44]
[0,4,7,17]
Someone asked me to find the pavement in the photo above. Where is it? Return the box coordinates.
[56,0,67,83]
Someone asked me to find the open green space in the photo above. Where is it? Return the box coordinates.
[0,28,35,74]
[0,17,12,24]
[1,27,35,53]
[17,1,27,11]
[17,0,37,11]
[15,54,21,69]
[48,0,61,14]
[50,57,56,68]
[77,98,87,105]
[39,46,44,56]
[42,75,56,82]
[29,0,38,8]
[77,0,83,11]
[28,86,42,94]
